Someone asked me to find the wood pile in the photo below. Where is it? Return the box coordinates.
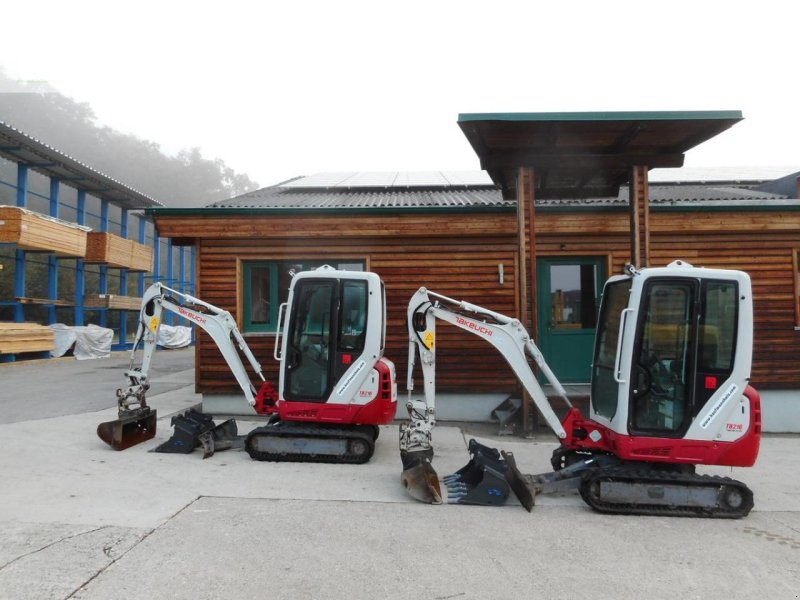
[83,294,143,311]
[0,322,56,354]
[0,205,88,257]
[83,232,154,272]
[129,241,154,272]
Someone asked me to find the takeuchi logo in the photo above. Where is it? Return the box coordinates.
[455,316,493,337]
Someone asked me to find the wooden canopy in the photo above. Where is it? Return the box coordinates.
[458,111,743,199]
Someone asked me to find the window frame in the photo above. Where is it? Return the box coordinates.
[238,258,367,334]
[242,262,279,333]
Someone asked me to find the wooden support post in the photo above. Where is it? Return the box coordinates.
[629,165,650,268]
[517,166,537,435]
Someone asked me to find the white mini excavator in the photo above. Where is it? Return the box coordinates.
[401,261,761,518]
[97,266,397,463]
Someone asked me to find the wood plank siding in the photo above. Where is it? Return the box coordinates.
[528,208,800,389]
[156,213,521,396]
[156,204,800,398]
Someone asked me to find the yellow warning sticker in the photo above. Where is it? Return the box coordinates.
[424,332,435,349]
[149,316,160,332]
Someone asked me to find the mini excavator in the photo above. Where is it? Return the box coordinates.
[401,261,761,518]
[97,266,397,463]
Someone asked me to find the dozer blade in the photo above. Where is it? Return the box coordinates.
[198,418,241,459]
[443,439,510,506]
[97,409,157,451]
[500,450,538,512]
[401,449,443,504]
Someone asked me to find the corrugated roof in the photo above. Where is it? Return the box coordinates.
[537,183,791,208]
[281,171,494,188]
[206,171,796,211]
[210,186,507,210]
[0,120,162,209]
[209,172,507,209]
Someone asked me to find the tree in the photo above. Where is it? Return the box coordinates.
[0,67,258,207]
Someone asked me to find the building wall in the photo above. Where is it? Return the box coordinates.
[157,203,800,397]
[532,207,800,390]
[155,212,520,395]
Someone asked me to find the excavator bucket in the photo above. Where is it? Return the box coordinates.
[154,408,215,454]
[154,408,242,457]
[97,409,157,451]
[401,449,443,504]
[442,439,510,506]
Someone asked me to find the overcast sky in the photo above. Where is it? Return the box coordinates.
[1,0,798,188]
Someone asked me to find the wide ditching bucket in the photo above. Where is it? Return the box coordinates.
[97,409,157,451]
[443,439,510,506]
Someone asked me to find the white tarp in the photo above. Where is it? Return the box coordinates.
[157,324,192,348]
[50,323,114,360]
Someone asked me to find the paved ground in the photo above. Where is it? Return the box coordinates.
[1,349,799,599]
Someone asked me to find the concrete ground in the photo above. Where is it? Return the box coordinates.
[1,348,799,599]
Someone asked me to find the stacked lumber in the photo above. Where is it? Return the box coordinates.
[83,232,154,272]
[83,294,143,311]
[84,232,133,267]
[129,240,154,272]
[0,322,56,354]
[0,205,88,257]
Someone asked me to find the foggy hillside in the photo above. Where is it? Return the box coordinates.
[0,69,258,207]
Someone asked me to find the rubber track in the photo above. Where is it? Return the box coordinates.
[245,423,375,464]
[579,466,754,519]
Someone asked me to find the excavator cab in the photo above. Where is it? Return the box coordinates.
[588,261,756,458]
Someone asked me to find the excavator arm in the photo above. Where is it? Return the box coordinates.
[97,282,268,450]
[400,287,574,503]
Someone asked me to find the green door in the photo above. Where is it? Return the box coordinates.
[537,257,606,383]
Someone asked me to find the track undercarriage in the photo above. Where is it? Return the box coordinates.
[493,443,754,518]
[245,421,380,464]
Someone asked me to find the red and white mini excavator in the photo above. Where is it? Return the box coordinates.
[97,266,397,463]
[401,261,761,518]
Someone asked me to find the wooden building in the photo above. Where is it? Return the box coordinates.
[150,112,800,431]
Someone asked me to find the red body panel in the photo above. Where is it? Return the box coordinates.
[253,358,397,426]
[562,385,762,468]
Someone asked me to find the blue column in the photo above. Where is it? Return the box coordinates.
[98,199,109,328]
[138,217,146,296]
[47,178,60,324]
[75,191,86,326]
[179,246,186,294]
[13,164,28,323]
[153,232,161,283]
[190,245,196,344]
[118,209,129,348]
[165,238,174,325]
[189,245,196,296]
